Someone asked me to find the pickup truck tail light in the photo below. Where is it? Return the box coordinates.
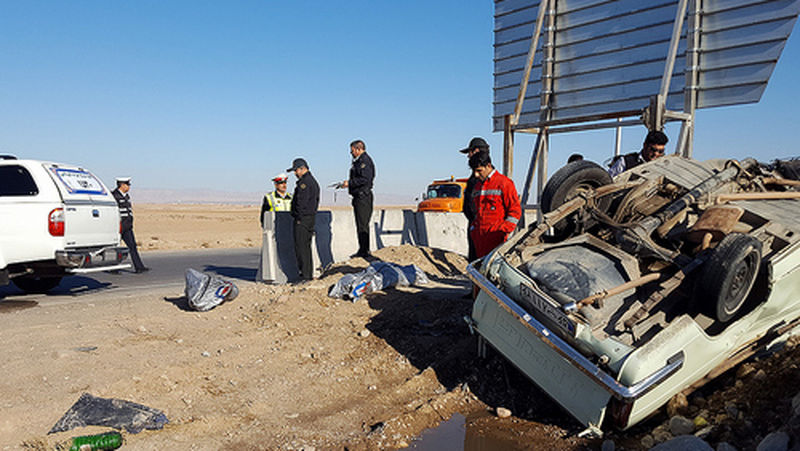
[48,208,65,236]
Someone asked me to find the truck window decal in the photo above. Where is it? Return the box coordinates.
[49,167,107,195]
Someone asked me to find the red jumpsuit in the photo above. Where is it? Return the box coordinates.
[469,170,522,258]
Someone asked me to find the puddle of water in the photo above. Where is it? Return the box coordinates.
[0,300,38,313]
[411,412,524,451]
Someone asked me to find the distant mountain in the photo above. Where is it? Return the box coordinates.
[132,188,415,206]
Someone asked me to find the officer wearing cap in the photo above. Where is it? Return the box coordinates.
[340,139,375,258]
[459,137,490,261]
[287,158,320,281]
[260,173,292,228]
[112,177,149,273]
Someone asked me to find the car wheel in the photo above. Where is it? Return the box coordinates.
[540,160,613,237]
[699,233,762,323]
[12,275,63,293]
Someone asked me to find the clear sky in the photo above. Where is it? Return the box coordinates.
[2,1,799,204]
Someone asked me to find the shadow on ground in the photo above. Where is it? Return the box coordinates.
[202,265,257,282]
[0,276,112,299]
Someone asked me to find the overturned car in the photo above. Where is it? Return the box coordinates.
[466,155,800,432]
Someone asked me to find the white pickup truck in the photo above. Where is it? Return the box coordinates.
[0,156,130,293]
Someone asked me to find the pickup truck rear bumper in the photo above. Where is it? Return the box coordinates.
[55,246,130,272]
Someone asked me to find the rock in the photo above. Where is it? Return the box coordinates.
[641,435,656,449]
[753,369,767,381]
[667,392,689,416]
[496,407,512,418]
[601,439,615,451]
[725,404,739,418]
[650,435,713,451]
[670,415,696,436]
[792,392,800,417]
[694,426,713,439]
[756,431,790,451]
[736,363,755,379]
[717,442,738,451]
[692,395,708,408]
[201,351,211,357]
[653,424,673,443]
[359,329,370,338]
[694,415,709,428]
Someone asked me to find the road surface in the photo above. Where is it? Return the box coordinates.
[0,247,261,306]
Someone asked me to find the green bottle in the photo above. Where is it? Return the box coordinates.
[69,431,123,451]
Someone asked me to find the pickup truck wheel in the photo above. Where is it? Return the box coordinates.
[12,275,63,293]
[541,160,613,238]
[699,233,762,323]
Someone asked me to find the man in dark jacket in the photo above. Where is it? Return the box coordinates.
[459,137,490,261]
[608,130,668,177]
[287,158,320,281]
[111,177,149,273]
[341,139,375,258]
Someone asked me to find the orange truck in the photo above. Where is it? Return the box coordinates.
[416,177,469,213]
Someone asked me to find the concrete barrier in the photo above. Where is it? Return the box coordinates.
[258,208,537,284]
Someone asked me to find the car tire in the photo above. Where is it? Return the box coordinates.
[12,275,63,293]
[699,233,762,323]
[540,160,613,237]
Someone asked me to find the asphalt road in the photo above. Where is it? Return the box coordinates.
[0,247,261,305]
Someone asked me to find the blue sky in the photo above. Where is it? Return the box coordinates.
[2,1,799,204]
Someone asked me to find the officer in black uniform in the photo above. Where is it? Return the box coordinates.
[111,177,149,273]
[459,137,490,262]
[341,139,375,258]
[287,158,320,281]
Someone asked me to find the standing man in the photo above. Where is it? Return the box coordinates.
[459,137,490,261]
[341,139,375,258]
[468,152,522,258]
[608,130,668,177]
[112,177,149,273]
[287,158,320,281]
[260,173,292,228]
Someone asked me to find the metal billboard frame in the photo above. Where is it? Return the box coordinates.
[498,0,799,218]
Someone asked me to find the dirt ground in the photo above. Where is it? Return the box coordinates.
[3,204,797,450]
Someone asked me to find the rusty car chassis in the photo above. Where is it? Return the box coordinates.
[466,155,800,432]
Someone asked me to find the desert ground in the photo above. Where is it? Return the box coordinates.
[2,204,799,450]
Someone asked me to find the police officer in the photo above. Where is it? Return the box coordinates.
[340,139,375,258]
[111,177,149,273]
[287,158,320,281]
[260,173,292,228]
[459,137,490,261]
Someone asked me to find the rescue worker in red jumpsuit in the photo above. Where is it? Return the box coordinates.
[468,151,522,258]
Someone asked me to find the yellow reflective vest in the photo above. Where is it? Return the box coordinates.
[265,191,292,212]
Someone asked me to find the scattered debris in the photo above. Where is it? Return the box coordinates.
[49,393,168,434]
[328,262,428,301]
[184,268,239,311]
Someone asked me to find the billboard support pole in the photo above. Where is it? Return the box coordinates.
[677,0,701,157]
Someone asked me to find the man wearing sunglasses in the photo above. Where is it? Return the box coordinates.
[260,173,293,228]
[608,130,669,177]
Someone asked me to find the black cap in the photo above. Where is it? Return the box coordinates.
[459,137,489,154]
[286,158,308,172]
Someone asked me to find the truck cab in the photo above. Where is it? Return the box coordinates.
[417,177,468,213]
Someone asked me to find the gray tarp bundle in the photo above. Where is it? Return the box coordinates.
[184,268,239,311]
[49,392,168,434]
[328,262,429,301]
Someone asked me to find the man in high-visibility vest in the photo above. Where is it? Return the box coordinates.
[260,173,292,228]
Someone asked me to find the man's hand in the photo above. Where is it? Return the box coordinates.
[341,180,349,188]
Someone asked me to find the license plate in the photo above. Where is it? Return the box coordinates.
[519,282,577,336]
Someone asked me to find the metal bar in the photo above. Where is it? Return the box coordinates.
[466,264,685,401]
[512,0,550,125]
[615,118,623,157]
[547,118,644,135]
[519,133,544,222]
[514,109,644,130]
[504,114,515,177]
[680,0,701,157]
[659,0,690,100]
